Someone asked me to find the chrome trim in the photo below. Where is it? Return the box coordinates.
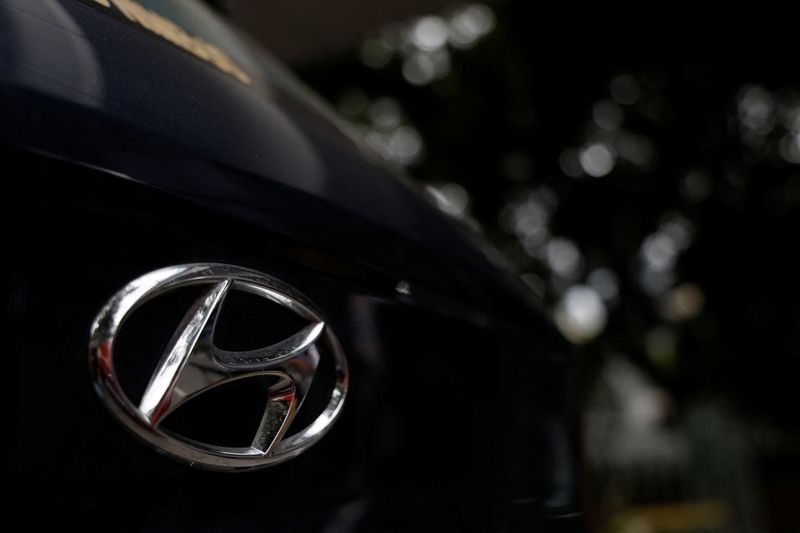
[89,264,349,471]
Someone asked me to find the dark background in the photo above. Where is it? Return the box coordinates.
[215,2,800,531]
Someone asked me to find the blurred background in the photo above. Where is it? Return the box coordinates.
[213,2,800,531]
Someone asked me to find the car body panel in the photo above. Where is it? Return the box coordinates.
[0,1,580,530]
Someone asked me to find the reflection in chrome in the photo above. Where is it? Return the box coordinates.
[89,264,348,471]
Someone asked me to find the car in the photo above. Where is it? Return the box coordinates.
[0,0,581,530]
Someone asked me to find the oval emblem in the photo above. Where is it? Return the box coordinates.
[89,264,348,471]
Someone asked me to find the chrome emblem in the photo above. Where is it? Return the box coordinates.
[89,264,348,471]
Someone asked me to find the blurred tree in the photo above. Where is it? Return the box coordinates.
[300,4,800,530]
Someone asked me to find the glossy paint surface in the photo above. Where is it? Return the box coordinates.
[0,1,580,530]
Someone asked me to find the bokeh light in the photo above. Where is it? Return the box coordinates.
[579,143,616,177]
[555,285,607,344]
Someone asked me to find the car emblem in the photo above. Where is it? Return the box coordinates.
[89,264,348,471]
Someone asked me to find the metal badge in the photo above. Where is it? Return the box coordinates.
[89,264,348,471]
